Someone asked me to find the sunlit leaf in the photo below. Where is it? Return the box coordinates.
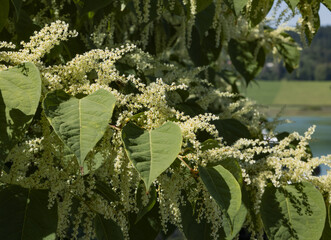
[261,182,326,240]
[43,89,116,171]
[0,62,41,163]
[199,165,242,231]
[122,122,182,190]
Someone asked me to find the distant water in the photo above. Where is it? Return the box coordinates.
[274,116,331,175]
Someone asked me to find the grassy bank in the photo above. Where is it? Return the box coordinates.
[243,81,331,116]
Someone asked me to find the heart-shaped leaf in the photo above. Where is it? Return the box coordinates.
[43,89,116,169]
[0,62,41,163]
[261,182,326,240]
[122,122,182,190]
[198,165,242,231]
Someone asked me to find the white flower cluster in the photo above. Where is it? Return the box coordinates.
[1,21,330,240]
[1,21,77,65]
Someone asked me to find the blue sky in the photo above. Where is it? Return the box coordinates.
[319,4,331,25]
[269,3,331,26]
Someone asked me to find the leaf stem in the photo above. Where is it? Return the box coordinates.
[178,156,193,171]
[109,124,121,131]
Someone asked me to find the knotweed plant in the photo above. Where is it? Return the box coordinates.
[0,1,331,240]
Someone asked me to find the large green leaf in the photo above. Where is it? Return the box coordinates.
[224,0,248,16]
[0,0,9,32]
[0,185,57,239]
[0,62,41,162]
[122,122,182,190]
[43,89,116,170]
[261,182,326,240]
[94,214,124,240]
[198,165,242,231]
[228,39,265,85]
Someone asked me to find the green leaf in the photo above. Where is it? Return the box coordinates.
[122,122,182,190]
[14,9,39,42]
[0,63,41,162]
[228,39,265,85]
[276,33,300,73]
[0,185,57,239]
[198,165,242,231]
[219,158,243,187]
[195,3,215,37]
[323,0,331,11]
[196,0,213,13]
[219,201,247,240]
[81,0,112,15]
[224,0,248,16]
[284,0,300,12]
[213,118,251,145]
[180,199,214,240]
[94,214,124,240]
[128,200,161,240]
[93,178,120,203]
[298,1,320,45]
[43,89,116,170]
[321,203,331,240]
[201,139,219,151]
[135,181,157,224]
[11,0,23,20]
[0,0,9,32]
[188,27,221,67]
[261,182,326,240]
[249,0,274,26]
[83,152,104,175]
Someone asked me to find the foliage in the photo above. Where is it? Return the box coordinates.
[259,26,331,81]
[0,1,330,240]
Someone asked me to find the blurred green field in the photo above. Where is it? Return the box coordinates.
[244,81,331,106]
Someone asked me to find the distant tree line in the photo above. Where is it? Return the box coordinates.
[259,26,331,81]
